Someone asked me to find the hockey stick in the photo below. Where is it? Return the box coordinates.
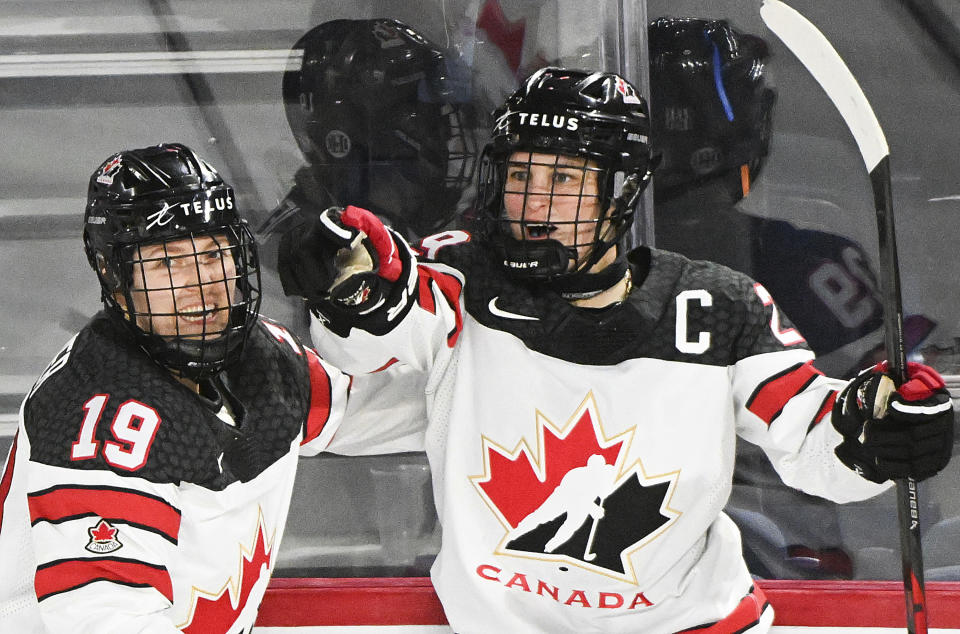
[584,499,604,561]
[759,2,924,632]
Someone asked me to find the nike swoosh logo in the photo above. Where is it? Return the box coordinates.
[488,296,539,321]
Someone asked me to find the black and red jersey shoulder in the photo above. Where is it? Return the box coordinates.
[24,312,314,489]
[427,237,809,367]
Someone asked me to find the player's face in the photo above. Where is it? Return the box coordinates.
[123,234,237,339]
[502,151,612,270]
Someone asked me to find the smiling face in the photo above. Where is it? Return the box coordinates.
[121,233,238,340]
[501,151,615,271]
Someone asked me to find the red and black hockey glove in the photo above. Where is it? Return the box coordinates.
[832,361,954,483]
[278,205,402,312]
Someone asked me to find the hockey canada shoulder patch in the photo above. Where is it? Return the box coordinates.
[86,519,123,554]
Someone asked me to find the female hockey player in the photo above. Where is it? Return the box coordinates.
[0,143,376,633]
[278,69,954,633]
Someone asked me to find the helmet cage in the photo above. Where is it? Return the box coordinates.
[283,18,479,237]
[480,149,640,279]
[84,144,262,380]
[477,69,653,280]
[100,223,261,381]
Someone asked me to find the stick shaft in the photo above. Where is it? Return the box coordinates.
[871,156,927,634]
[870,157,908,383]
[759,3,927,630]
[584,512,600,560]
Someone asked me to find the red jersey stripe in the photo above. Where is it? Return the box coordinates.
[746,362,822,425]
[677,585,770,633]
[416,267,464,347]
[302,347,333,445]
[28,485,180,543]
[0,432,18,530]
[372,357,400,373]
[808,391,839,433]
[416,268,438,315]
[35,557,173,603]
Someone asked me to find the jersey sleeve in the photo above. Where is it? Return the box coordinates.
[324,364,430,455]
[6,419,183,633]
[295,336,428,456]
[297,345,351,455]
[730,283,891,503]
[304,236,465,454]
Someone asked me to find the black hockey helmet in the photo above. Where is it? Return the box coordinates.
[83,143,261,381]
[476,67,654,287]
[648,17,775,203]
[283,18,478,237]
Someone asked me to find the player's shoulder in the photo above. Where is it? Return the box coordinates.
[235,317,313,392]
[250,316,310,357]
[22,314,213,480]
[646,247,761,303]
[413,229,483,268]
[25,312,143,405]
[22,313,309,486]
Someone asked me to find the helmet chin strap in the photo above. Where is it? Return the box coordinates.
[496,222,628,299]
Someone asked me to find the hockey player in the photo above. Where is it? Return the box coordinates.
[278,69,954,632]
[264,17,477,241]
[257,17,479,337]
[0,143,364,633]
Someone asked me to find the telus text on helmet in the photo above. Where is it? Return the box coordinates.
[146,193,234,230]
[516,113,579,131]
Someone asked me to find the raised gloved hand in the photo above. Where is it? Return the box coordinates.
[833,361,954,483]
[278,205,401,311]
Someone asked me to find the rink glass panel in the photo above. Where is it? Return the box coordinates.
[0,0,958,582]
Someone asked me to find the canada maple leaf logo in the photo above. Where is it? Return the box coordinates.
[470,392,680,583]
[85,519,122,554]
[179,511,275,634]
[90,520,117,541]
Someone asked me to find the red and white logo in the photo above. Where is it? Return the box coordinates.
[470,393,680,584]
[96,157,123,185]
[614,77,642,105]
[85,519,123,554]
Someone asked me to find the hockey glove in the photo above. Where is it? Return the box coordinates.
[278,205,401,312]
[832,361,954,483]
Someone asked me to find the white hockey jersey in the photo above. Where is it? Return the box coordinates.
[0,314,350,634]
[308,233,889,634]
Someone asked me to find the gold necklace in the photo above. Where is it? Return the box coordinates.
[570,269,633,308]
[621,268,633,301]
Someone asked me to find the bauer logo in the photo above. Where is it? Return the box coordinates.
[86,519,122,554]
[515,112,579,131]
[470,392,680,584]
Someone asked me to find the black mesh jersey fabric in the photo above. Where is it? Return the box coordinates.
[434,241,808,367]
[24,312,311,490]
